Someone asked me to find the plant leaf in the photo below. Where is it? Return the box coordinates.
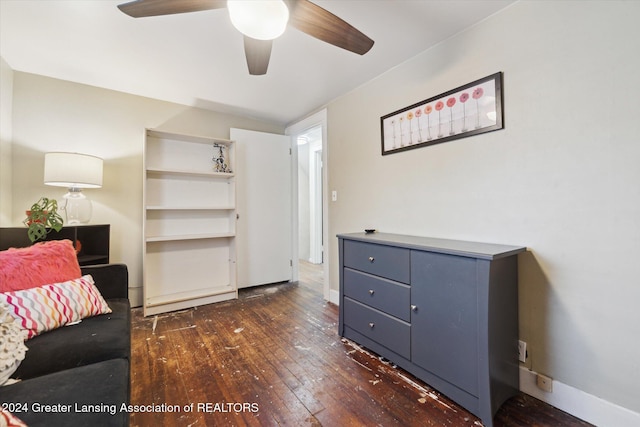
[27,223,47,243]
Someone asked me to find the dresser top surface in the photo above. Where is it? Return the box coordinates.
[338,232,526,260]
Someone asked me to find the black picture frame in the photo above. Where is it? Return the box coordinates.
[380,72,504,155]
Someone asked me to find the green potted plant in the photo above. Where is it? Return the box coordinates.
[23,197,64,243]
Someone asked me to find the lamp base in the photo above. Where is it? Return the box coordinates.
[63,188,92,224]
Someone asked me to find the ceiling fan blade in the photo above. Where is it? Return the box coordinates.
[118,0,226,18]
[244,37,272,75]
[287,0,374,55]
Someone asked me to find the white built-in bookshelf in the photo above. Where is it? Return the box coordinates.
[143,129,237,316]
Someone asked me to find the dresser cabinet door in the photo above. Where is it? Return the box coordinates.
[410,251,479,396]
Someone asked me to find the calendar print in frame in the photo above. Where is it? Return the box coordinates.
[381,72,503,155]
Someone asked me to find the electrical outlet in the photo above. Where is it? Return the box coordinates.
[536,374,553,392]
[518,340,527,363]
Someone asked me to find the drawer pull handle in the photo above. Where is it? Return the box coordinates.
[368,256,375,263]
[368,322,375,329]
[368,289,375,295]
[411,305,418,312]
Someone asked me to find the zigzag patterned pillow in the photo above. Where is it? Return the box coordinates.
[0,275,112,340]
[0,409,27,427]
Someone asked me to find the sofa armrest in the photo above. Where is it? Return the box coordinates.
[81,263,129,300]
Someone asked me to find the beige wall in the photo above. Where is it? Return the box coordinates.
[326,0,639,415]
[0,58,12,226]
[8,72,284,306]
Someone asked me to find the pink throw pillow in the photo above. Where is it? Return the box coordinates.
[0,240,82,292]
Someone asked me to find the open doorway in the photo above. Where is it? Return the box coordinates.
[286,109,331,303]
[296,125,323,293]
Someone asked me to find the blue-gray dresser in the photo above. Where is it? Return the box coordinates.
[338,232,526,427]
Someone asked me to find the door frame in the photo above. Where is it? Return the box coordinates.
[309,147,323,264]
[286,109,329,301]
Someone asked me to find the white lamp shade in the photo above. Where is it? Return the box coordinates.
[44,152,103,188]
[228,0,289,40]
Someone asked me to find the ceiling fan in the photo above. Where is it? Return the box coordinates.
[117,0,374,75]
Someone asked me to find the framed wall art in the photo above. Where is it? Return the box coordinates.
[380,72,503,155]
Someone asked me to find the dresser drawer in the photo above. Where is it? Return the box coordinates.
[343,268,410,322]
[343,240,410,283]
[343,297,410,359]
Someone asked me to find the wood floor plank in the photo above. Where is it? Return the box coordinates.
[130,271,593,427]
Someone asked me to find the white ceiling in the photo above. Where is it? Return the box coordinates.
[0,0,515,125]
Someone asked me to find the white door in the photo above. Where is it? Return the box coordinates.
[231,128,292,288]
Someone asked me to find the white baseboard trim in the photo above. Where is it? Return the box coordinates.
[329,289,340,305]
[128,286,142,308]
[519,366,640,426]
[329,288,340,306]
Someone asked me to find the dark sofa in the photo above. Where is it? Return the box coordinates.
[0,264,131,427]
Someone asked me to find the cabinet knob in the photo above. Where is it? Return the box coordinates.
[368,289,375,295]
[411,305,418,312]
[368,256,375,263]
[368,322,375,329]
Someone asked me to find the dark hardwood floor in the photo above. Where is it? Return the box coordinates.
[130,263,592,426]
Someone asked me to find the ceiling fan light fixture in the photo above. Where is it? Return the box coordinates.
[228,0,289,41]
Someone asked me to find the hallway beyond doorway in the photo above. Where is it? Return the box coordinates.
[298,260,323,294]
